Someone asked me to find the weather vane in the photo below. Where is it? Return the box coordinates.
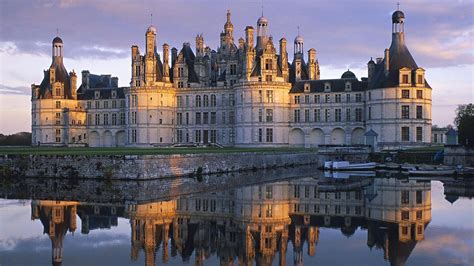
[150,13,153,24]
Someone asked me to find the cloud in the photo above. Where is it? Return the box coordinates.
[0,84,31,95]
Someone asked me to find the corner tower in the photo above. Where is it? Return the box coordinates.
[365,8,432,149]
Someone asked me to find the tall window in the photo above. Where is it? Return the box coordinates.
[265,59,273,70]
[416,191,423,204]
[304,109,310,122]
[304,95,309,104]
[402,127,410,141]
[294,110,301,123]
[417,90,423,99]
[355,93,362,102]
[95,114,100,125]
[131,129,137,143]
[416,127,423,142]
[266,90,273,103]
[314,95,320,103]
[314,109,321,122]
[325,94,330,103]
[335,109,341,122]
[210,112,216,124]
[195,95,201,107]
[203,95,209,107]
[258,90,263,102]
[265,186,273,199]
[402,105,410,119]
[346,108,351,121]
[266,128,273,142]
[195,112,201,124]
[258,109,263,122]
[266,109,273,122]
[417,75,423,84]
[355,108,362,122]
[416,106,423,119]
[258,128,263,142]
[346,94,351,102]
[402,74,409,84]
[294,95,300,104]
[325,109,330,122]
[335,94,341,103]
[112,113,117,125]
[103,114,109,125]
[230,64,237,75]
[55,101,61,109]
[210,94,216,107]
[120,113,125,125]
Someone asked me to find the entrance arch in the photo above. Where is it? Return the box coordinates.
[89,131,100,147]
[351,128,365,145]
[331,128,345,145]
[309,128,325,147]
[103,131,113,147]
[289,128,305,147]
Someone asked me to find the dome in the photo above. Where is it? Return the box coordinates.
[52,36,63,44]
[147,25,157,34]
[392,10,405,23]
[257,16,268,25]
[341,70,356,79]
[294,35,304,44]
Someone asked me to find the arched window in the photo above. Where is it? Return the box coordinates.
[195,95,201,107]
[203,95,209,107]
[210,94,216,107]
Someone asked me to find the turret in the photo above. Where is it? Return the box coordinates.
[195,34,204,57]
[367,57,375,82]
[245,26,254,48]
[52,36,63,64]
[145,25,157,57]
[224,10,234,41]
[256,15,269,49]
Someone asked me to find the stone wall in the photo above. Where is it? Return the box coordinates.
[444,146,474,166]
[0,151,369,180]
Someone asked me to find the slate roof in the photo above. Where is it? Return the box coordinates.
[37,59,72,99]
[179,44,200,83]
[290,77,367,93]
[289,56,309,84]
[369,33,431,90]
[77,87,125,100]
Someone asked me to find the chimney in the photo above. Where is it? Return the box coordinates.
[81,70,90,90]
[245,26,254,48]
[171,47,178,67]
[307,48,316,80]
[162,43,170,81]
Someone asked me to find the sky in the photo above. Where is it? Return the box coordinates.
[0,0,472,134]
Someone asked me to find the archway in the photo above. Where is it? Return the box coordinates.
[103,131,113,147]
[289,128,305,147]
[89,131,100,147]
[351,128,365,145]
[116,131,126,147]
[331,128,345,145]
[309,128,325,147]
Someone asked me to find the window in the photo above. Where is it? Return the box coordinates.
[346,94,351,102]
[314,95,320,103]
[265,75,272,82]
[304,109,310,122]
[177,67,184,77]
[265,59,272,70]
[346,108,351,121]
[95,114,100,125]
[266,128,273,142]
[325,109,330,122]
[402,226,408,235]
[203,112,209,124]
[258,90,263,102]
[230,64,237,75]
[294,110,301,123]
[417,75,423,84]
[402,74,409,84]
[177,96,182,107]
[95,101,100,109]
[335,109,341,122]
[304,95,309,104]
[401,211,410,221]
[210,94,216,107]
[87,101,92,109]
[417,90,423,99]
[55,101,61,108]
[265,205,272,217]
[258,128,263,142]
[195,130,201,142]
[131,112,137,124]
[203,95,209,107]
[402,127,410,141]
[355,108,362,122]
[325,94,330,103]
[112,100,117,108]
[266,109,273,122]
[355,93,362,102]
[112,114,117,125]
[185,112,189,124]
[195,112,201,124]
[210,112,216,124]
[120,113,125,125]
[266,90,273,103]
[265,186,273,199]
[401,191,410,204]
[368,107,372,120]
[402,105,410,119]
[229,111,234,124]
[416,106,423,119]
[258,109,263,122]
[210,130,216,143]
[229,93,235,106]
[176,130,183,143]
[416,191,423,204]
[177,113,183,125]
[314,109,321,122]
[402,89,410,99]
[103,114,109,125]
[416,127,423,142]
[294,95,300,104]
[131,129,137,143]
[104,101,108,109]
[195,95,201,107]
[416,211,422,220]
[335,94,341,103]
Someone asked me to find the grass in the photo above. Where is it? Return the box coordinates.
[402,145,444,152]
[0,146,317,156]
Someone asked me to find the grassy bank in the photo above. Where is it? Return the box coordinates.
[0,146,317,156]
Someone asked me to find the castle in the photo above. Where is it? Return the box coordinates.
[31,8,432,149]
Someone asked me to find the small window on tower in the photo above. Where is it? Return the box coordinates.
[402,74,409,84]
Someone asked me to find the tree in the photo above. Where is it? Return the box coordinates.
[454,104,474,146]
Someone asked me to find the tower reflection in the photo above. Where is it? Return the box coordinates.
[31,177,434,266]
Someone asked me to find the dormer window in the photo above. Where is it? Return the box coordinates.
[94,91,100,99]
[402,74,409,84]
[324,83,331,91]
[265,59,273,70]
[304,83,310,92]
[112,91,116,98]
[345,82,352,91]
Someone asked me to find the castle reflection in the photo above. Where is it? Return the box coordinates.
[31,177,434,266]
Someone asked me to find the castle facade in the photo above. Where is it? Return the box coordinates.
[31,8,432,149]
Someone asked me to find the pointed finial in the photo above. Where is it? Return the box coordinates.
[261,5,264,16]
[150,13,153,24]
[397,2,400,10]
[297,26,300,35]
[56,28,59,36]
